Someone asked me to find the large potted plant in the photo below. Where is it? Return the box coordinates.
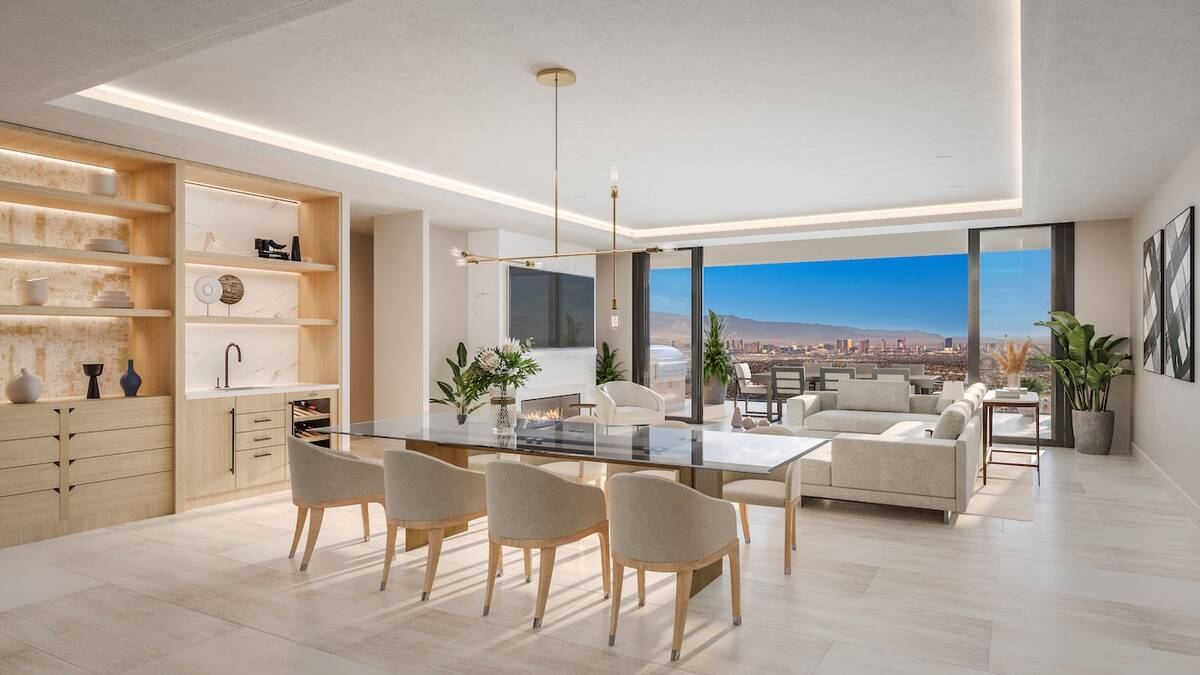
[596,341,625,384]
[472,338,541,433]
[429,342,485,424]
[1033,311,1132,455]
[702,310,734,405]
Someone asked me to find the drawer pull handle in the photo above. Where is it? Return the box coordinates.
[253,451,273,458]
[254,417,271,423]
[253,435,271,442]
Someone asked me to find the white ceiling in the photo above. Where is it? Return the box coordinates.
[2,1,1200,246]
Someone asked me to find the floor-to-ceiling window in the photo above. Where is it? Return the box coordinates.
[634,248,703,423]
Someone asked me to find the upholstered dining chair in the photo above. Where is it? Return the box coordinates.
[286,436,385,572]
[518,415,606,485]
[720,425,804,574]
[380,449,489,599]
[595,381,667,426]
[819,366,855,391]
[607,473,741,662]
[483,461,610,627]
[605,419,690,482]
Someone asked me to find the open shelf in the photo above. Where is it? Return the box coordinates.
[0,179,173,218]
[0,305,172,318]
[0,242,171,267]
[185,315,336,327]
[184,250,336,273]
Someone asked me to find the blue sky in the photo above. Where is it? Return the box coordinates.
[650,250,1051,338]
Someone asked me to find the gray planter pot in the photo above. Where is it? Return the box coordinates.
[1072,409,1115,455]
[703,377,727,405]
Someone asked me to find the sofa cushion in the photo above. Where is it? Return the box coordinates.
[880,420,936,439]
[800,444,832,486]
[805,409,940,434]
[932,400,972,439]
[834,379,910,413]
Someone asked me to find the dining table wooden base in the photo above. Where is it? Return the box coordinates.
[398,440,470,549]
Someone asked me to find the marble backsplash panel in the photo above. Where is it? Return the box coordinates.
[186,325,299,390]
[1,151,134,399]
[184,183,298,255]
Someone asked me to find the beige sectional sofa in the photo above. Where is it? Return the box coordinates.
[785,379,986,519]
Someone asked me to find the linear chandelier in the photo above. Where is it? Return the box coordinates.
[449,67,676,328]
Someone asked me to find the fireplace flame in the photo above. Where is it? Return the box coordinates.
[524,408,563,423]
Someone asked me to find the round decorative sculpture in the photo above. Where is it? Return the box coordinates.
[218,274,244,305]
[5,369,42,403]
[194,276,221,305]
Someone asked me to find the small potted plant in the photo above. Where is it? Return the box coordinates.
[472,338,541,433]
[702,310,734,404]
[429,342,485,424]
[994,338,1033,389]
[1033,311,1132,455]
[596,342,625,384]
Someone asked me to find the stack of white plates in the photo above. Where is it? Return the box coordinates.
[84,238,129,254]
[93,289,133,309]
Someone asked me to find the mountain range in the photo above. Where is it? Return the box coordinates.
[651,311,950,345]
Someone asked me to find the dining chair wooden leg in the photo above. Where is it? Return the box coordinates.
[299,507,324,571]
[483,539,501,616]
[360,502,371,542]
[598,530,612,599]
[421,527,444,601]
[670,569,694,661]
[523,547,533,583]
[729,547,742,625]
[783,506,793,575]
[738,502,751,543]
[288,506,308,559]
[608,560,624,646]
[380,521,398,591]
[533,546,557,628]
[637,567,646,607]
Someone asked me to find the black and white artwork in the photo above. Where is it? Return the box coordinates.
[1143,230,1164,374]
[1164,206,1194,382]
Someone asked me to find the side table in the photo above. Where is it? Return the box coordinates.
[981,390,1042,486]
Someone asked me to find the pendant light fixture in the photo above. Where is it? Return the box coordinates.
[449,68,676,327]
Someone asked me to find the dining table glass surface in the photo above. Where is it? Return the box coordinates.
[318,414,828,475]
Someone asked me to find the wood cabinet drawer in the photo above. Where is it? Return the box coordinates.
[236,427,284,451]
[70,424,173,461]
[0,489,60,530]
[0,436,59,470]
[234,394,284,415]
[70,448,173,486]
[69,471,172,519]
[69,397,172,433]
[235,446,286,489]
[0,464,59,498]
[0,406,60,442]
[236,410,285,432]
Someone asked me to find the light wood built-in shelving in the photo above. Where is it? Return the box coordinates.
[184,250,336,273]
[0,179,173,218]
[0,242,171,267]
[0,305,172,319]
[185,315,336,327]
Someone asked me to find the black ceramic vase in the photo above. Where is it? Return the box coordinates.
[82,363,103,399]
[120,359,142,397]
[456,413,468,425]
[290,235,302,261]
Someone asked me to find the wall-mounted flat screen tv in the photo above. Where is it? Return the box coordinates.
[509,267,595,348]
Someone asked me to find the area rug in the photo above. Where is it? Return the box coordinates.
[963,459,1038,521]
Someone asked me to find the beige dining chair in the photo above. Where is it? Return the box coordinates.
[607,473,741,661]
[519,415,606,485]
[379,449,490,599]
[286,436,385,572]
[483,461,610,627]
[605,419,690,482]
[720,425,803,574]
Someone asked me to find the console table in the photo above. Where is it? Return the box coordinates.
[981,390,1041,485]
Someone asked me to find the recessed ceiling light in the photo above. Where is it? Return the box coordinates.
[834,169,849,175]
[933,154,952,160]
[948,184,964,189]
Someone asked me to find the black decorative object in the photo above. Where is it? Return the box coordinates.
[120,359,142,397]
[290,235,302,262]
[1164,206,1194,381]
[254,238,290,260]
[1143,230,1164,374]
[83,363,103,399]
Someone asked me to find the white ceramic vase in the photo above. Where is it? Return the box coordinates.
[86,171,118,197]
[16,277,49,306]
[5,368,42,403]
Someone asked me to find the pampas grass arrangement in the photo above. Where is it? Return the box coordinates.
[994,338,1033,376]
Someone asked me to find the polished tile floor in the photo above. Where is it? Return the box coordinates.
[2,445,1199,674]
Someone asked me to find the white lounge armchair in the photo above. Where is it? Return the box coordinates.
[594,381,666,426]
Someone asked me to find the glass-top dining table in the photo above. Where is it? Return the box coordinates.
[319,414,829,596]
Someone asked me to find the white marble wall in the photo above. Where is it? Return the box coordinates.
[184,184,301,390]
